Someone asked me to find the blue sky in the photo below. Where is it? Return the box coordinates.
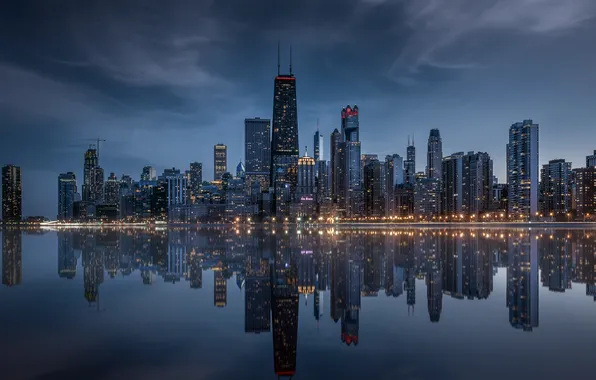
[1,0,596,217]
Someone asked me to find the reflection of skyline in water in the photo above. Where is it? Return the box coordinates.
[2,227,596,377]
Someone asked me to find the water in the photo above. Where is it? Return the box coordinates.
[1,227,595,380]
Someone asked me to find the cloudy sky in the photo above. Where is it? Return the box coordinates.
[1,0,595,217]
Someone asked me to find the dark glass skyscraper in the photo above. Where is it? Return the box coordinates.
[189,162,203,201]
[330,128,342,203]
[58,172,77,220]
[2,165,22,222]
[404,137,416,187]
[271,53,299,215]
[507,120,539,219]
[245,118,271,192]
[426,129,443,180]
[83,148,98,202]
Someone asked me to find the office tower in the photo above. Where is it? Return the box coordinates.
[540,159,572,216]
[364,159,385,217]
[573,167,596,216]
[2,165,22,222]
[426,129,443,180]
[90,167,105,204]
[188,162,203,201]
[58,172,77,220]
[141,166,157,181]
[213,144,227,181]
[245,118,271,192]
[82,148,97,201]
[462,152,493,216]
[341,106,362,216]
[587,150,596,167]
[2,230,22,286]
[166,173,188,216]
[104,172,120,205]
[314,128,323,162]
[507,120,539,219]
[441,152,464,215]
[297,149,316,198]
[405,137,416,187]
[271,49,299,216]
[330,128,342,203]
[316,160,329,201]
[507,231,539,331]
[414,178,440,219]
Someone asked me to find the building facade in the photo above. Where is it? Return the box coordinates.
[58,172,77,220]
[507,120,539,220]
[540,159,572,216]
[426,129,443,180]
[573,167,596,217]
[189,162,203,201]
[214,144,227,181]
[245,118,271,193]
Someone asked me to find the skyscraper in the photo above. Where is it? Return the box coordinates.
[188,162,203,201]
[166,173,188,207]
[104,172,120,205]
[58,172,77,220]
[441,152,464,215]
[90,166,105,204]
[426,129,443,180]
[141,166,157,181]
[271,49,299,215]
[82,147,98,202]
[341,105,362,216]
[414,178,440,219]
[214,144,227,181]
[2,165,22,222]
[540,159,572,216]
[330,128,342,203]
[462,152,493,216]
[405,137,416,187]
[586,150,596,167]
[573,167,596,217]
[364,159,384,217]
[245,118,271,192]
[297,148,316,198]
[507,120,539,219]
[313,128,324,162]
[316,160,329,202]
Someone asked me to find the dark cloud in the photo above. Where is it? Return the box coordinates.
[1,0,596,217]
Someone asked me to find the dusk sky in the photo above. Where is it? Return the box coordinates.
[1,0,595,217]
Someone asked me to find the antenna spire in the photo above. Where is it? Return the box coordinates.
[289,44,293,75]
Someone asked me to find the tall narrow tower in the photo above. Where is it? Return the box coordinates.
[271,45,299,215]
[426,129,443,180]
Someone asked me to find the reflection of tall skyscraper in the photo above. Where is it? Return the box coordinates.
[189,249,203,289]
[214,269,227,307]
[507,231,539,331]
[507,120,539,219]
[271,50,299,215]
[58,232,76,279]
[245,253,271,333]
[2,230,22,286]
[2,165,22,222]
[540,234,572,292]
[271,234,299,377]
[426,239,443,322]
[83,236,104,304]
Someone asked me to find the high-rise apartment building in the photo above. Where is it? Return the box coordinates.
[58,172,77,220]
[104,172,120,205]
[414,178,440,219]
[507,120,539,219]
[540,159,572,216]
[214,144,227,181]
[573,167,596,217]
[245,118,271,192]
[189,162,203,200]
[2,165,22,222]
[426,129,443,180]
[82,148,98,202]
[441,152,464,215]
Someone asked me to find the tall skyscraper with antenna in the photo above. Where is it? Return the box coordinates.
[271,44,299,216]
[404,136,416,187]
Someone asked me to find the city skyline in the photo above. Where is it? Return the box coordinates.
[2,1,596,217]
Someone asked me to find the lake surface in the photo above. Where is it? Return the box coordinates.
[1,226,595,380]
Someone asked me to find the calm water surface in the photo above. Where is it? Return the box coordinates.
[1,227,595,380]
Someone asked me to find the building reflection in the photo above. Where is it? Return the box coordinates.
[6,226,596,377]
[2,229,22,286]
[507,231,539,331]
